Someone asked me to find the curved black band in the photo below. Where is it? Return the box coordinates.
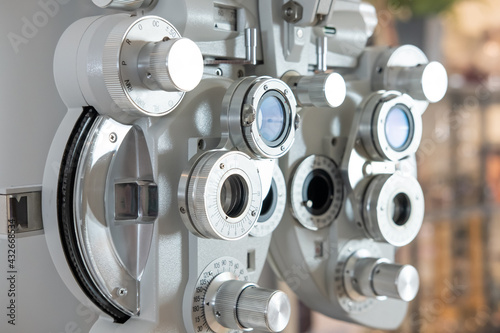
[57,107,130,324]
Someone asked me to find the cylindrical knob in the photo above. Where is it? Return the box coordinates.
[92,0,150,10]
[289,73,346,108]
[353,258,420,302]
[213,280,291,332]
[238,286,291,332]
[385,62,448,103]
[149,38,204,92]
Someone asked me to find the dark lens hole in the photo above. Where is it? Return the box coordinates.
[392,193,412,226]
[220,175,249,218]
[302,170,334,216]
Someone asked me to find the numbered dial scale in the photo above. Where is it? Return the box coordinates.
[333,240,382,313]
[290,155,344,230]
[190,257,250,333]
[103,15,203,116]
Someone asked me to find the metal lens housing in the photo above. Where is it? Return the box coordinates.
[250,164,286,237]
[362,173,424,247]
[360,92,422,161]
[179,151,263,240]
[290,155,343,230]
[224,77,297,159]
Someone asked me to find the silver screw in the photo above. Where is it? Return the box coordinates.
[242,104,256,126]
[251,211,257,217]
[281,146,286,151]
[117,288,128,297]
[220,163,225,169]
[263,85,269,91]
[294,114,301,130]
[215,68,223,76]
[109,133,117,143]
[296,29,303,39]
[180,207,186,214]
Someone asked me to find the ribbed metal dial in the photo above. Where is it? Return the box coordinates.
[210,280,291,332]
[351,258,420,302]
[181,151,262,240]
[288,73,346,108]
[102,16,202,117]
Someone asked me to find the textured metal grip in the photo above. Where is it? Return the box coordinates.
[371,263,420,302]
[385,62,448,103]
[212,280,291,332]
[289,73,346,108]
[353,258,420,302]
[213,280,256,330]
[237,287,291,332]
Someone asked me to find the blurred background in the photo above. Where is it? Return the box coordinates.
[277,0,500,332]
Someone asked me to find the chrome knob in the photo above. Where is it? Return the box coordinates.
[143,38,204,92]
[92,0,152,10]
[385,61,448,103]
[212,280,291,332]
[352,258,420,302]
[288,73,346,108]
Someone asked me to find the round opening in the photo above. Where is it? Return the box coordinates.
[384,105,414,152]
[258,179,278,222]
[391,193,412,226]
[220,174,249,218]
[256,91,290,147]
[302,170,334,216]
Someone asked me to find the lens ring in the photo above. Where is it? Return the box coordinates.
[290,155,344,230]
[224,77,297,158]
[250,164,286,237]
[360,92,423,161]
[181,151,262,240]
[362,173,424,247]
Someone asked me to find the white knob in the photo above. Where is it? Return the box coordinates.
[386,62,448,103]
[353,258,420,302]
[289,73,346,108]
[213,280,291,332]
[148,38,204,92]
[92,0,150,10]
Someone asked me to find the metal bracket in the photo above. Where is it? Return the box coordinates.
[0,186,43,235]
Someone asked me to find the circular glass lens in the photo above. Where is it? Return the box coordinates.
[257,94,286,143]
[220,174,249,218]
[385,106,412,150]
[302,170,334,216]
[391,193,412,226]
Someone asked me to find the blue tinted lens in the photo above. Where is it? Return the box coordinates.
[258,96,285,143]
[385,106,411,150]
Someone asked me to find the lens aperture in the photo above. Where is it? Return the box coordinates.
[257,94,286,144]
[384,106,412,151]
[302,170,334,216]
[220,174,249,219]
[391,193,412,226]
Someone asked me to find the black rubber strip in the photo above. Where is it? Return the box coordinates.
[57,107,130,324]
